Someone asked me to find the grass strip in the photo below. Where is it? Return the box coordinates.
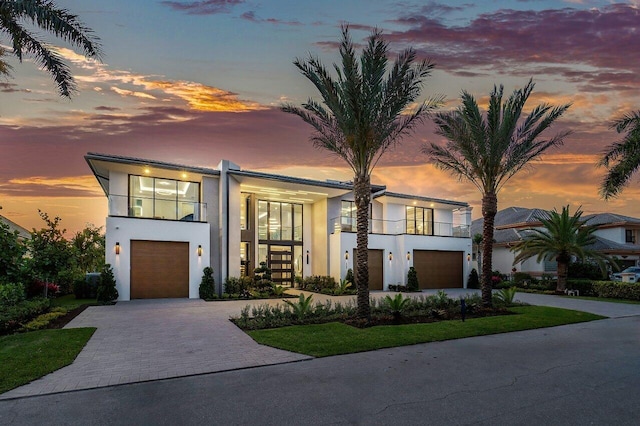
[52,294,98,310]
[0,328,96,394]
[247,306,604,357]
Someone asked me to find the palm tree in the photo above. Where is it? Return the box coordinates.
[598,111,640,199]
[0,0,102,97]
[423,80,571,306]
[282,26,441,318]
[511,206,614,292]
[472,233,483,274]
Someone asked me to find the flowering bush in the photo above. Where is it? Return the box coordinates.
[26,280,60,299]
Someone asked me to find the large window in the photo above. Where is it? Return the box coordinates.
[129,175,200,221]
[406,206,433,235]
[340,201,371,232]
[258,200,303,241]
[240,193,251,230]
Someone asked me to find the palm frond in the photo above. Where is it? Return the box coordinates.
[598,110,640,199]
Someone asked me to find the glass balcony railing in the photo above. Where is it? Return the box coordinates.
[108,194,207,222]
[330,217,470,238]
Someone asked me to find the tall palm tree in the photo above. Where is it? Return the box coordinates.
[511,206,614,292]
[423,80,571,306]
[0,0,102,97]
[598,111,640,199]
[282,26,441,318]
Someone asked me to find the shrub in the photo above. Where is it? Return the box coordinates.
[20,310,67,332]
[512,272,536,285]
[334,279,353,295]
[383,294,412,320]
[494,287,518,306]
[224,276,251,294]
[0,298,51,334]
[0,282,25,307]
[96,264,118,304]
[593,281,640,301]
[345,268,354,285]
[566,279,594,296]
[569,261,606,280]
[55,269,83,295]
[26,279,60,299]
[199,267,216,300]
[467,268,479,289]
[300,276,337,292]
[283,293,314,320]
[407,267,419,291]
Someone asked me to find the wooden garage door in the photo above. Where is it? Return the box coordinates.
[130,240,189,299]
[413,250,463,289]
[354,249,383,290]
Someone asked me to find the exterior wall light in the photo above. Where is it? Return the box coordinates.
[388,252,393,261]
[306,250,310,265]
[115,242,120,255]
[345,250,349,260]
[406,251,411,261]
[198,245,203,257]
[467,253,471,262]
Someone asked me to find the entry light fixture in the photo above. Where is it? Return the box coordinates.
[406,251,411,261]
[467,253,471,262]
[344,250,349,260]
[388,252,393,261]
[115,242,120,255]
[306,250,310,265]
[198,245,203,257]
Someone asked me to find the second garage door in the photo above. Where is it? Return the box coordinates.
[130,240,189,299]
[413,250,463,289]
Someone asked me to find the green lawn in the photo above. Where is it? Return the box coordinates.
[248,306,605,357]
[564,295,640,305]
[0,328,96,394]
[52,294,98,310]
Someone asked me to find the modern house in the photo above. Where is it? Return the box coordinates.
[86,153,473,301]
[470,206,640,276]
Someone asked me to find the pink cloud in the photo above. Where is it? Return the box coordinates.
[160,0,244,15]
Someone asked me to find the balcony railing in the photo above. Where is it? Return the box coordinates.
[330,217,470,238]
[108,194,207,222]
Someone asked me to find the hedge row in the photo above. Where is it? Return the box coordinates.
[592,281,640,301]
[0,298,51,334]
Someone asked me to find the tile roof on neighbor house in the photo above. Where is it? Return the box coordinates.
[583,212,640,227]
[471,206,550,235]
[0,215,30,239]
[588,236,640,252]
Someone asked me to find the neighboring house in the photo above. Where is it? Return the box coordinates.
[470,207,640,277]
[86,153,473,301]
[0,214,31,240]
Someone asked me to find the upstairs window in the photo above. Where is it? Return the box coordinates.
[340,201,371,232]
[129,175,200,221]
[626,229,635,244]
[406,206,434,235]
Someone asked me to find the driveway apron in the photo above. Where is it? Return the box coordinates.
[1,299,310,399]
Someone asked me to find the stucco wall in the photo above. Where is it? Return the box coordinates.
[105,216,210,301]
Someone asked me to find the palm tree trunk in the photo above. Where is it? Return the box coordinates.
[354,174,371,319]
[556,254,570,293]
[481,192,497,307]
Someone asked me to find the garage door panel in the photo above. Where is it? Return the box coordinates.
[352,249,384,291]
[413,250,463,289]
[131,241,189,299]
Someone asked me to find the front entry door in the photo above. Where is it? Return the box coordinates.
[269,245,294,287]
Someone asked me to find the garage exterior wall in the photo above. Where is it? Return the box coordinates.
[106,216,210,301]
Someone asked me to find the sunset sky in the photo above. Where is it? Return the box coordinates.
[1,0,639,234]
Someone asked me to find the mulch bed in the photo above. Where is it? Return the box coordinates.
[46,305,91,329]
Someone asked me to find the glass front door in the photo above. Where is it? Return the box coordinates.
[269,245,294,287]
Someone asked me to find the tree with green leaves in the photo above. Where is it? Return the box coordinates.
[0,0,102,97]
[424,80,571,306]
[510,206,614,293]
[71,224,105,273]
[27,210,73,282]
[96,263,118,304]
[282,26,441,319]
[598,111,640,199]
[0,220,26,283]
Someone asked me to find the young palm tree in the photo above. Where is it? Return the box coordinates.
[0,0,102,97]
[423,80,571,306]
[511,206,614,292]
[598,111,640,199]
[282,26,441,318]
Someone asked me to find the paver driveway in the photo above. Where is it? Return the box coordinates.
[1,298,311,399]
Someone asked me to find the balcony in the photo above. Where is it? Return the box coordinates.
[108,194,207,222]
[330,217,470,238]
